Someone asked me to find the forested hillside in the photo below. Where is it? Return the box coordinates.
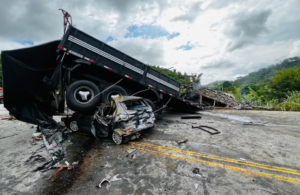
[204,57,300,111]
[235,57,300,85]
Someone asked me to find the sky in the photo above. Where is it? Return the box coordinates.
[1,0,300,84]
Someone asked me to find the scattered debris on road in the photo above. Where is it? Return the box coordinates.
[97,174,122,189]
[175,139,188,145]
[181,115,202,119]
[126,149,140,159]
[192,168,200,174]
[192,125,220,135]
[243,121,269,126]
[48,161,73,179]
[98,179,111,189]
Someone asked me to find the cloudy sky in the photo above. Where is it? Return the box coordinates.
[1,0,300,84]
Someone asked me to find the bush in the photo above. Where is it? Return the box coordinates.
[273,91,300,111]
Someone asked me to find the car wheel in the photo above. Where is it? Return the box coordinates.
[101,85,127,103]
[69,120,79,131]
[66,80,100,111]
[112,131,123,145]
[0,98,3,104]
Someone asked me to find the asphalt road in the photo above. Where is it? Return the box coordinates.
[1,105,300,195]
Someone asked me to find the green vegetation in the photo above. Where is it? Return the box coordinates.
[150,66,202,94]
[273,92,300,111]
[150,65,202,85]
[150,65,202,91]
[205,57,300,111]
[235,57,300,85]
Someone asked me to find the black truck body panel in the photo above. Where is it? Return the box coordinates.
[1,41,62,128]
[59,26,181,97]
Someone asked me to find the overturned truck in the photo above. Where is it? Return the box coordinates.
[1,13,201,135]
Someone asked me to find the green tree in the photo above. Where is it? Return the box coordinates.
[270,68,300,99]
[223,81,232,89]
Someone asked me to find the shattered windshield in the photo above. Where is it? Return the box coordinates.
[120,99,148,111]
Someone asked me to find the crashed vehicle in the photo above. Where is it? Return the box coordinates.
[66,95,155,144]
[97,96,155,144]
[1,11,200,138]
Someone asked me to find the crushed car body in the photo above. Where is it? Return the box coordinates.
[96,96,155,144]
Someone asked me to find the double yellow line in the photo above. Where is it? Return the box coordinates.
[127,142,300,185]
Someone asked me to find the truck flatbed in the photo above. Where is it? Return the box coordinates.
[58,26,201,109]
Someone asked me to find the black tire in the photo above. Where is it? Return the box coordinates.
[144,99,155,110]
[66,80,100,112]
[101,85,127,103]
[0,98,3,104]
[64,117,79,132]
[112,131,123,145]
[156,109,163,120]
[144,98,162,119]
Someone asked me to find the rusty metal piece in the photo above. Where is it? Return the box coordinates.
[59,9,72,34]
[48,165,68,179]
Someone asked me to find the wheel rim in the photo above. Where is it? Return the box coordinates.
[112,131,122,144]
[74,86,94,104]
[70,121,79,131]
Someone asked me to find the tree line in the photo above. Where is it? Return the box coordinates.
[206,57,300,111]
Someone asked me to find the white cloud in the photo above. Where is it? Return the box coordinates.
[289,40,300,58]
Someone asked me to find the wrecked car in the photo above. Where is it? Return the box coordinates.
[67,96,155,144]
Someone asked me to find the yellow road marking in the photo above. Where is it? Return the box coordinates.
[126,145,300,185]
[130,142,300,176]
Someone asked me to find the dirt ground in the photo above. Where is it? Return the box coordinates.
[1,105,300,195]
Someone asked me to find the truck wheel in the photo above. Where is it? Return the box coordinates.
[156,109,163,120]
[144,99,155,110]
[66,80,100,111]
[101,85,127,103]
[145,99,162,119]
